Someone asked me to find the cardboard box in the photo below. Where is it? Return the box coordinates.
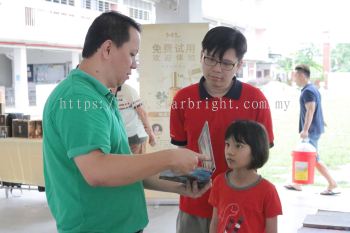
[6,113,24,137]
[0,114,6,126]
[23,115,31,120]
[12,120,42,138]
[0,126,9,138]
[34,120,42,138]
[12,120,36,138]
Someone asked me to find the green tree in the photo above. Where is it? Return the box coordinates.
[277,57,293,73]
[331,43,350,72]
[276,57,293,84]
[293,44,323,80]
[276,44,323,83]
[294,44,322,71]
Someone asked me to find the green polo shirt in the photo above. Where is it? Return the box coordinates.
[43,69,148,233]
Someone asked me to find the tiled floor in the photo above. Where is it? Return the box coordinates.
[0,185,349,233]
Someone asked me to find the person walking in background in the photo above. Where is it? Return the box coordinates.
[284,64,339,195]
[113,83,156,154]
[43,11,210,233]
[170,26,274,233]
[209,120,282,233]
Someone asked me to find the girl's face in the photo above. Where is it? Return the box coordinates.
[225,137,252,170]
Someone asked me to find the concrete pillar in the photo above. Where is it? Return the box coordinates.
[71,51,80,69]
[12,47,29,112]
[188,0,204,23]
[322,31,330,89]
[247,61,256,80]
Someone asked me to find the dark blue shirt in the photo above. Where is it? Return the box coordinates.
[299,83,325,136]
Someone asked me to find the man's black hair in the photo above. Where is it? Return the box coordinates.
[82,11,141,58]
[202,26,247,61]
[295,64,311,78]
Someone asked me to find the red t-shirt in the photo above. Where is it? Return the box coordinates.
[209,173,282,233]
[170,77,274,218]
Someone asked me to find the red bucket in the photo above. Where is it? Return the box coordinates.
[292,150,316,184]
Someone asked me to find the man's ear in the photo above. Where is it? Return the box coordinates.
[101,40,113,59]
[200,50,204,62]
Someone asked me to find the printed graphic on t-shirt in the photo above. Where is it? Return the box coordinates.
[220,203,244,233]
[118,93,142,110]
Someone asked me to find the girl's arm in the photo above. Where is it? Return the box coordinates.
[266,216,278,233]
[209,207,218,233]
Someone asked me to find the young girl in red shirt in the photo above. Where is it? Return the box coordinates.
[209,120,282,233]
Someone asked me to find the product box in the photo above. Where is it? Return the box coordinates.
[34,120,42,138]
[0,126,9,138]
[12,120,36,138]
[0,114,6,126]
[6,113,24,137]
[159,121,215,188]
[23,115,31,120]
[12,119,42,138]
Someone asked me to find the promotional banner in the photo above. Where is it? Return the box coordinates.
[139,23,209,152]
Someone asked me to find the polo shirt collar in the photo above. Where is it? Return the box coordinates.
[71,69,111,97]
[199,76,242,100]
[301,83,311,92]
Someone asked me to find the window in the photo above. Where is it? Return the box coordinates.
[98,1,104,11]
[83,0,110,11]
[104,1,110,11]
[138,10,142,19]
[33,64,67,84]
[124,0,151,10]
[46,0,75,6]
[124,0,152,20]
[143,11,148,20]
[82,0,91,9]
[25,7,35,26]
[129,7,149,20]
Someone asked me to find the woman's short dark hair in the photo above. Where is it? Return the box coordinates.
[225,120,269,169]
[202,26,247,61]
[82,11,141,58]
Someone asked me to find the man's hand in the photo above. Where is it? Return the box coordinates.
[177,180,212,198]
[169,148,198,175]
[148,132,156,146]
[300,130,308,139]
[169,148,210,175]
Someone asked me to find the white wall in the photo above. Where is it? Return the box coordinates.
[0,49,74,90]
[0,0,98,47]
[155,0,189,23]
[188,0,204,23]
[27,49,75,64]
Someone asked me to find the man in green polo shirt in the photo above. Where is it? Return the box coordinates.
[43,12,209,233]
